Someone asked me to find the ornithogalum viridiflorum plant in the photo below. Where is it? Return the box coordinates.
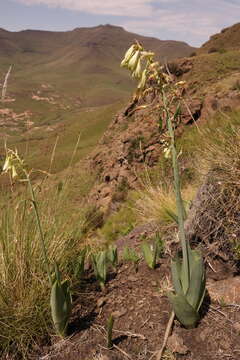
[121,42,205,328]
[2,148,72,337]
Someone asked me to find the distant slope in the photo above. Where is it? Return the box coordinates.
[0,25,196,108]
[199,22,240,54]
[0,24,196,173]
[0,24,196,120]
[0,24,195,61]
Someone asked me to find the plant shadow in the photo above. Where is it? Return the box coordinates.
[68,310,98,335]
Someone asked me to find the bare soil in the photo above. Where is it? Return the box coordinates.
[38,228,240,360]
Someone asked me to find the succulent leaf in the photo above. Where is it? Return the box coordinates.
[107,245,118,269]
[74,248,87,277]
[186,250,205,309]
[168,292,199,328]
[107,314,114,349]
[171,256,183,295]
[92,251,107,289]
[141,242,155,269]
[50,278,71,337]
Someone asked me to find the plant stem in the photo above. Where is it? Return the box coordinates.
[155,311,175,360]
[164,94,190,293]
[27,174,53,286]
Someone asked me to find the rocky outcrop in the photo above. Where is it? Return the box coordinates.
[201,90,240,120]
[184,174,240,279]
[89,96,202,212]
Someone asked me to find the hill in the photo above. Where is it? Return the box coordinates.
[0,24,195,61]
[0,25,196,108]
[199,22,240,54]
[0,24,196,172]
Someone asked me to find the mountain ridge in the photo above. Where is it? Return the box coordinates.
[0,24,196,60]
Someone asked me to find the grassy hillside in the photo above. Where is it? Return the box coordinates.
[0,24,195,108]
[0,25,195,173]
[183,49,240,94]
[199,22,240,54]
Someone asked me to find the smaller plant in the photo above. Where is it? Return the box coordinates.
[141,242,157,269]
[141,233,164,269]
[106,245,118,271]
[50,264,72,337]
[122,246,140,271]
[91,250,107,290]
[106,314,114,349]
[122,246,139,263]
[74,247,87,278]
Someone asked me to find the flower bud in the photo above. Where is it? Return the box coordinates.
[138,69,147,90]
[128,50,140,72]
[120,45,136,68]
[132,59,142,78]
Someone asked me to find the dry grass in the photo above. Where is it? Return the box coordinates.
[134,182,196,228]
[184,112,240,262]
[0,176,89,358]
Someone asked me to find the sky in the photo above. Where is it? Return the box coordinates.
[0,0,240,47]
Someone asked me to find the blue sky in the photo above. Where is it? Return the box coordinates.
[1,0,240,46]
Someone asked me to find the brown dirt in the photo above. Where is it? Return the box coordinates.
[38,228,240,360]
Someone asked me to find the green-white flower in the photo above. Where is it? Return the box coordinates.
[132,59,142,78]
[121,44,136,67]
[128,50,140,72]
[138,69,147,90]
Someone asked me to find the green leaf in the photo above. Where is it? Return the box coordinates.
[171,256,183,295]
[180,242,194,295]
[168,292,199,328]
[92,251,107,289]
[122,247,139,263]
[74,248,87,277]
[107,314,114,349]
[173,105,181,120]
[107,245,118,269]
[141,242,155,269]
[165,208,179,224]
[50,278,71,337]
[186,250,205,309]
[154,233,164,258]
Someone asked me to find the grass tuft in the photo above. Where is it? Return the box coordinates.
[0,177,88,358]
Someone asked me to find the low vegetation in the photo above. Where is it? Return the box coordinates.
[0,172,86,356]
[0,24,240,360]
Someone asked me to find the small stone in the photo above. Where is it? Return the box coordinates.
[128,275,138,282]
[99,356,110,360]
[233,322,240,333]
[208,277,240,304]
[167,333,188,355]
[199,328,209,342]
[97,297,107,308]
[112,308,127,318]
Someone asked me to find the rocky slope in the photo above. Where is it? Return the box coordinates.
[87,23,240,213]
[199,22,240,54]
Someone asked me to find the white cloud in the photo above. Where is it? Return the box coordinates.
[121,0,240,46]
[14,0,240,46]
[16,0,154,17]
